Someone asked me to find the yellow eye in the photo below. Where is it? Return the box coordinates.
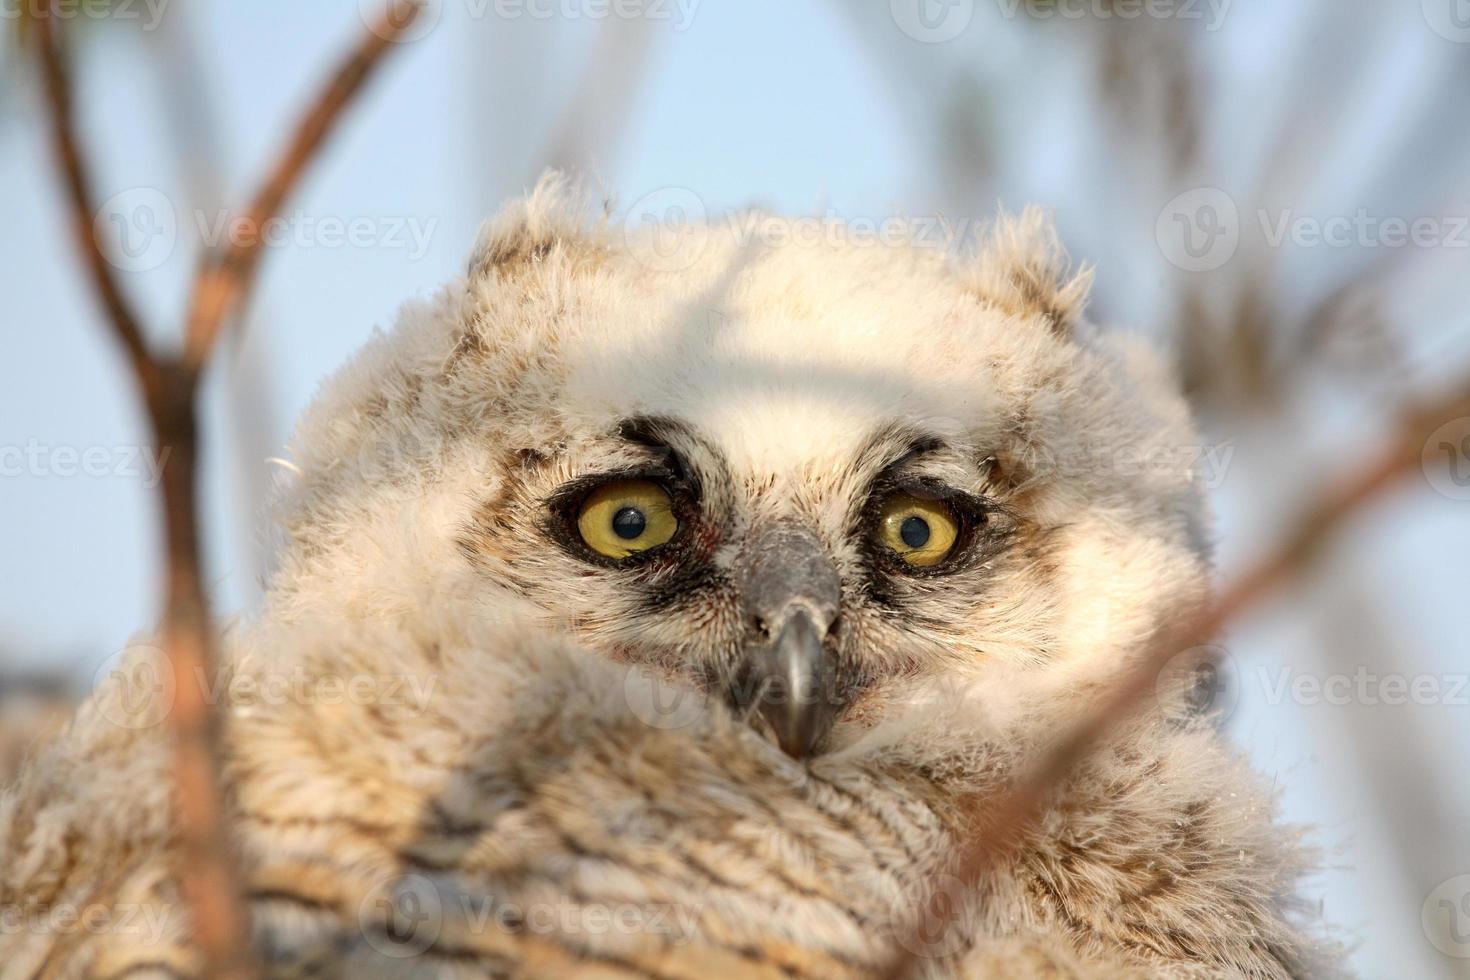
[576,479,679,559]
[875,492,960,568]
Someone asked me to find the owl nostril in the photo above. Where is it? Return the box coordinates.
[736,520,842,635]
[749,603,838,645]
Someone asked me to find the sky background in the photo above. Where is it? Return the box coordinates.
[4,1,1470,975]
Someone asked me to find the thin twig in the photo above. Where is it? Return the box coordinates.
[182,0,426,372]
[888,381,1470,978]
[35,8,251,966]
[32,2,422,976]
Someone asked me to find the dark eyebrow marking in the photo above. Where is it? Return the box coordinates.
[615,414,745,492]
[883,435,946,474]
[851,422,947,480]
[614,415,697,483]
[840,425,946,541]
[616,415,693,450]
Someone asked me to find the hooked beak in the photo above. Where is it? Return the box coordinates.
[751,608,835,758]
[730,521,844,759]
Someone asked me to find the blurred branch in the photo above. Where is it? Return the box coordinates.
[182,4,420,373]
[828,0,999,215]
[541,15,657,175]
[144,5,279,601]
[32,2,423,976]
[1088,4,1200,177]
[890,376,1470,978]
[1312,574,1461,980]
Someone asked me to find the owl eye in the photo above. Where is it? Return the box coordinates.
[576,479,678,559]
[875,491,960,568]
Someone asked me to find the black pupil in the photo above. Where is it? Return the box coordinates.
[612,507,647,540]
[899,515,930,549]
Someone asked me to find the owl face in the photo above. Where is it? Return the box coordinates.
[460,413,1028,755]
[273,180,1211,757]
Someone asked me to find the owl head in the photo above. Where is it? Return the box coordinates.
[264,175,1212,758]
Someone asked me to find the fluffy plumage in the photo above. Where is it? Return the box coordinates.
[1,175,1340,978]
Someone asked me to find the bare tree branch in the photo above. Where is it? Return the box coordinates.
[888,379,1470,978]
[32,2,423,976]
[183,0,426,373]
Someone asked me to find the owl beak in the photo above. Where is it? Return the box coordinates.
[750,608,836,759]
[733,521,844,759]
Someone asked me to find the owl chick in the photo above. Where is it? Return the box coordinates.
[0,176,1341,978]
